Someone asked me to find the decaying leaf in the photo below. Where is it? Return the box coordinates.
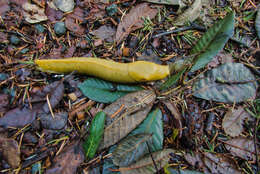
[46,141,84,174]
[91,26,116,41]
[115,3,159,44]
[256,6,260,39]
[222,107,250,137]
[99,90,156,149]
[112,134,152,166]
[54,0,75,12]
[143,0,180,5]
[0,137,21,168]
[120,149,174,174]
[174,0,202,26]
[193,63,258,103]
[203,152,242,174]
[22,2,48,23]
[225,138,257,162]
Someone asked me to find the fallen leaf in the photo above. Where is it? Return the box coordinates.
[225,138,257,162]
[0,0,10,16]
[0,94,9,113]
[46,141,84,174]
[39,112,68,130]
[115,3,159,44]
[91,25,116,41]
[222,107,250,137]
[99,90,156,149]
[120,149,174,174]
[65,17,84,35]
[22,2,48,23]
[184,152,205,170]
[54,0,75,12]
[203,152,242,174]
[0,107,36,128]
[174,0,202,26]
[0,137,21,168]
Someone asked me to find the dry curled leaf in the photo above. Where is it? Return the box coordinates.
[222,107,250,137]
[99,90,156,149]
[225,138,257,162]
[115,3,159,44]
[22,2,48,23]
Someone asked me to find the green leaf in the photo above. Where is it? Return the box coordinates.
[83,111,106,159]
[256,7,260,39]
[159,68,187,90]
[131,108,163,152]
[112,134,152,167]
[190,12,235,72]
[78,78,143,103]
[192,63,258,103]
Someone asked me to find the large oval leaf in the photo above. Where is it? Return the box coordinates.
[78,78,142,103]
[190,12,235,72]
[256,7,260,39]
[102,146,119,174]
[99,90,156,149]
[83,111,106,159]
[112,134,152,167]
[131,108,163,152]
[192,63,257,103]
[120,149,174,174]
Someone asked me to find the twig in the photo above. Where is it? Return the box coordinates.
[146,141,159,173]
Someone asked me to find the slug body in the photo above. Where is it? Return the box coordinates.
[35,57,170,83]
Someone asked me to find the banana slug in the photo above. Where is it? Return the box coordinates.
[35,57,170,83]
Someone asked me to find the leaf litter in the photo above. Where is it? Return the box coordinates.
[0,0,259,173]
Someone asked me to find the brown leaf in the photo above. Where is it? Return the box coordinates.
[0,94,9,113]
[22,2,48,23]
[225,138,257,162]
[65,17,84,35]
[99,90,156,149]
[222,107,250,137]
[46,141,84,174]
[91,25,116,41]
[115,3,159,44]
[0,107,36,128]
[39,112,68,130]
[0,137,21,168]
[203,152,242,174]
[163,101,183,138]
[42,81,64,113]
[184,152,205,170]
[120,149,174,174]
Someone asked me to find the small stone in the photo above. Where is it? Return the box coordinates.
[54,22,66,36]
[10,35,21,45]
[106,4,117,16]
[35,24,45,33]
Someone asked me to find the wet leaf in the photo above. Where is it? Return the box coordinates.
[65,17,84,35]
[115,3,158,44]
[83,111,106,159]
[225,138,256,162]
[0,137,21,168]
[103,146,119,174]
[22,2,48,23]
[203,152,242,174]
[222,107,250,137]
[0,107,36,128]
[120,149,174,174]
[190,12,235,71]
[143,0,180,5]
[46,141,84,174]
[42,81,64,113]
[54,0,75,12]
[130,108,163,152]
[159,67,186,90]
[112,134,152,166]
[78,78,142,103]
[91,26,116,41]
[174,0,202,26]
[39,112,68,130]
[99,90,156,149]
[192,63,257,103]
[256,7,260,39]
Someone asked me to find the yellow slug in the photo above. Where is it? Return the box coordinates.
[35,57,170,83]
